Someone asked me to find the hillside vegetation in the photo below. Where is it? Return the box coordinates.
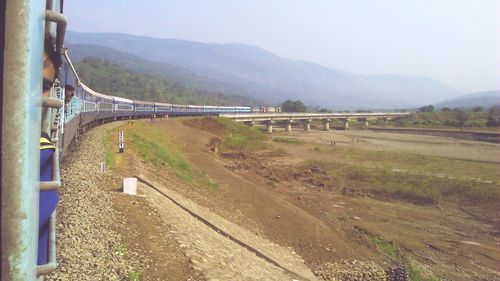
[74,57,260,106]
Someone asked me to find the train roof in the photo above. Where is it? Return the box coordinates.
[80,83,113,100]
[133,100,155,105]
[63,50,82,86]
[111,96,134,103]
[154,102,173,107]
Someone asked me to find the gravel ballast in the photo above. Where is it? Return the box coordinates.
[47,123,147,280]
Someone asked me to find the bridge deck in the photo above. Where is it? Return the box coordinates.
[220,112,410,122]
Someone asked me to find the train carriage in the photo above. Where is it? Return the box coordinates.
[154,102,173,117]
[79,83,99,126]
[235,106,252,113]
[203,105,218,115]
[80,83,115,121]
[60,53,82,153]
[171,104,189,116]
[112,96,134,119]
[133,100,155,118]
[188,105,204,115]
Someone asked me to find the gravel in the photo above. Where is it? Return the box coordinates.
[46,123,148,280]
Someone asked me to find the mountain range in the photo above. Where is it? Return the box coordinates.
[66,31,465,110]
[435,90,500,109]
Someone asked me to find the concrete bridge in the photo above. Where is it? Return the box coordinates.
[219,112,411,133]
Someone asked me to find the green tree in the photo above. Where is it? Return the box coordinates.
[417,105,434,112]
[473,106,484,112]
[455,110,469,127]
[282,99,306,112]
[486,105,500,127]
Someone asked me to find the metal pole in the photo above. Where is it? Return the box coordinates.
[2,1,46,280]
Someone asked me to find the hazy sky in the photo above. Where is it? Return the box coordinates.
[66,0,499,93]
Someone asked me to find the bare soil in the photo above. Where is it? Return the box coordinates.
[177,118,500,280]
[107,118,499,280]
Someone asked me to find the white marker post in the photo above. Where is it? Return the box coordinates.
[118,131,125,153]
[123,177,137,195]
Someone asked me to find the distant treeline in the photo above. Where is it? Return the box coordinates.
[74,57,260,106]
[390,105,500,128]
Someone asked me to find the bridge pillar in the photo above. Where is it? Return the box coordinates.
[323,118,331,131]
[285,121,292,132]
[304,119,311,131]
[343,118,349,130]
[266,119,274,133]
[364,119,369,127]
[245,120,255,126]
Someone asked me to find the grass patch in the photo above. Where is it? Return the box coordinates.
[409,267,440,281]
[370,236,441,281]
[269,181,278,188]
[113,244,126,256]
[371,235,401,259]
[112,122,218,191]
[103,129,115,167]
[273,137,305,145]
[338,213,349,222]
[130,132,195,182]
[128,271,141,281]
[299,159,499,204]
[321,145,499,183]
[214,117,268,151]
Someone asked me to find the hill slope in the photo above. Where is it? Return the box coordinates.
[66,31,462,110]
[436,90,500,108]
[73,57,261,106]
[67,44,251,99]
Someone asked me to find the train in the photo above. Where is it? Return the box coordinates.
[1,1,260,279]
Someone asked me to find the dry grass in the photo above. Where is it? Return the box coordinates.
[300,157,499,205]
[105,122,218,191]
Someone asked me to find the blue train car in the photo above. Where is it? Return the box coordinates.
[154,102,172,117]
[133,100,155,118]
[112,96,134,119]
